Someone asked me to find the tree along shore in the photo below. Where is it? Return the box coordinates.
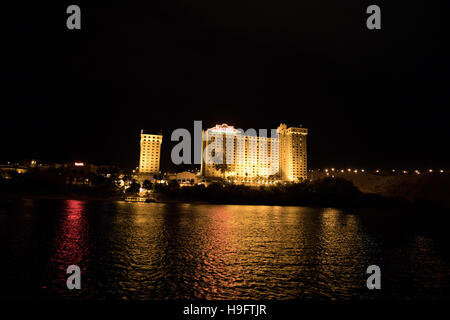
[1,171,447,211]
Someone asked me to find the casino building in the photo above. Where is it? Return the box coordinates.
[200,123,308,182]
[139,129,162,174]
[277,124,308,182]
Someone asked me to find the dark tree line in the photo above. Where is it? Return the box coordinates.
[154,177,413,209]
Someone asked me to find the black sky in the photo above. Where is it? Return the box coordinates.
[2,1,447,171]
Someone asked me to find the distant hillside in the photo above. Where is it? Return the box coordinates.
[310,172,450,209]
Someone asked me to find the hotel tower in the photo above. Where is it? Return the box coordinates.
[277,123,308,181]
[201,123,308,182]
[139,129,162,174]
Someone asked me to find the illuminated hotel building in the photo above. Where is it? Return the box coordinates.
[139,130,162,174]
[201,123,308,182]
[277,123,308,181]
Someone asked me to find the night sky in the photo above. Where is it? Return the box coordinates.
[2,1,447,171]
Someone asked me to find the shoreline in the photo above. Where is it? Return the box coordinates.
[1,192,448,215]
[0,193,121,203]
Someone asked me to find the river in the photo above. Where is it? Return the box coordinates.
[0,198,449,300]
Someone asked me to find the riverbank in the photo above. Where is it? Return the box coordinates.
[1,177,449,213]
[153,179,450,213]
[311,172,450,209]
[0,193,121,202]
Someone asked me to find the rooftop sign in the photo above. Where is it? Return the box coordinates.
[210,124,238,134]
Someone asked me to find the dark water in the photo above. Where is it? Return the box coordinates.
[0,198,449,300]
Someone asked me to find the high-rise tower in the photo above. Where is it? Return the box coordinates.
[200,123,308,182]
[277,124,308,181]
[139,129,162,174]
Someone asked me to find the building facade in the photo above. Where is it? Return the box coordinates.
[277,123,308,181]
[200,123,308,182]
[139,130,162,174]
